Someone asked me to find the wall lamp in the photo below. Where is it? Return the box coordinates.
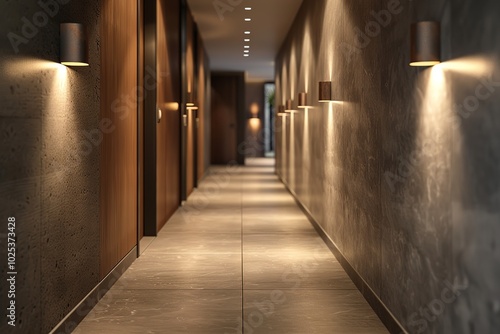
[410,21,441,67]
[285,99,294,112]
[186,92,195,107]
[298,92,312,108]
[277,105,286,116]
[60,23,88,66]
[318,81,332,102]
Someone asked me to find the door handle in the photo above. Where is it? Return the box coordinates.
[157,108,162,123]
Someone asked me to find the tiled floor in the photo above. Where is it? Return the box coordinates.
[75,158,388,334]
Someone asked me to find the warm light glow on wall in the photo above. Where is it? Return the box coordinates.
[302,108,310,171]
[413,65,450,199]
[290,43,297,98]
[281,61,288,105]
[248,117,261,132]
[163,102,179,110]
[250,102,259,117]
[439,56,497,78]
[4,59,66,78]
[301,19,313,92]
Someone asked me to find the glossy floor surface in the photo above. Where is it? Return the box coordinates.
[75,158,388,334]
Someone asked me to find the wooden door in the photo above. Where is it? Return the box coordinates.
[100,0,138,278]
[156,0,181,231]
[211,75,239,164]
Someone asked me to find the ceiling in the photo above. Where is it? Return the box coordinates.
[187,0,303,81]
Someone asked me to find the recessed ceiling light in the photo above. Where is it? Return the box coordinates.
[244,50,249,53]
[244,54,249,57]
[245,18,251,21]
[244,38,250,42]
[244,31,250,35]
[245,7,252,11]
[244,45,250,49]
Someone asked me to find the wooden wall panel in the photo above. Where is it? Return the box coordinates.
[157,0,181,231]
[100,0,138,278]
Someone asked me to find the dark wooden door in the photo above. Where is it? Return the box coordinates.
[100,0,138,278]
[143,0,180,236]
[156,0,180,231]
[211,75,239,164]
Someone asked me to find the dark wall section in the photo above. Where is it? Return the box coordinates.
[276,0,500,333]
[245,81,265,158]
[210,72,245,165]
[0,0,100,332]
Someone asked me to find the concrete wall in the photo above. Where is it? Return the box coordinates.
[275,0,500,333]
[0,0,100,332]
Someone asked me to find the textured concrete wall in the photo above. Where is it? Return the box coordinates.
[0,0,100,333]
[275,0,500,333]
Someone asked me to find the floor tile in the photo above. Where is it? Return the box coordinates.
[243,233,330,254]
[139,236,155,255]
[175,206,241,220]
[74,158,388,334]
[76,289,242,334]
[242,289,388,334]
[243,253,356,290]
[114,253,242,290]
[148,233,241,254]
[243,217,316,234]
[162,212,242,234]
[242,206,306,220]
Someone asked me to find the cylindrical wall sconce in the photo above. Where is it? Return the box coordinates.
[277,105,286,116]
[186,92,195,107]
[298,92,311,108]
[410,21,441,67]
[60,23,88,66]
[318,81,332,102]
[285,99,293,112]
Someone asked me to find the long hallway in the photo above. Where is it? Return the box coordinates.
[75,158,388,333]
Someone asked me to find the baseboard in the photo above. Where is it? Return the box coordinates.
[278,175,406,334]
[49,246,137,334]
